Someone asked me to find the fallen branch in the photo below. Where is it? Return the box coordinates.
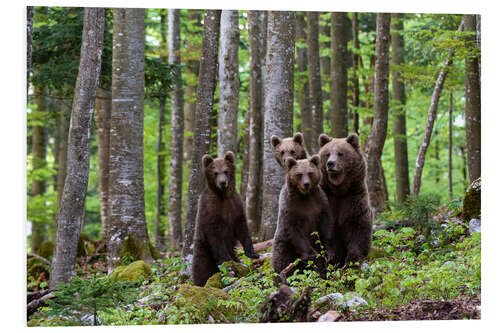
[251,252,272,265]
[27,253,51,266]
[279,262,297,284]
[237,239,273,253]
[27,291,55,318]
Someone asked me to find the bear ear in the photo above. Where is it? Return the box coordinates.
[271,135,281,148]
[310,155,320,167]
[285,157,297,170]
[224,151,235,164]
[346,133,360,150]
[318,134,331,148]
[293,132,303,145]
[202,154,214,169]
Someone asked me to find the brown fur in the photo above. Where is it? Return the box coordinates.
[271,132,307,168]
[192,151,259,286]
[271,156,333,277]
[318,133,373,267]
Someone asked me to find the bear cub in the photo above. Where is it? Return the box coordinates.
[318,133,373,267]
[192,151,259,286]
[271,132,307,168]
[271,155,333,277]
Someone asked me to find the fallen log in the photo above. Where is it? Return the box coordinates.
[27,291,55,318]
[251,252,272,265]
[237,239,273,253]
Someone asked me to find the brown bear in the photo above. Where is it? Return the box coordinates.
[271,155,333,277]
[271,132,307,168]
[192,151,259,286]
[318,133,373,267]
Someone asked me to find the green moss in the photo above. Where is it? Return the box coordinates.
[367,246,388,260]
[108,260,152,283]
[76,234,96,258]
[462,177,481,222]
[148,241,160,260]
[221,260,250,277]
[204,272,224,289]
[38,241,54,259]
[27,257,50,280]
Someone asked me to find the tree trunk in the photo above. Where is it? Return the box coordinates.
[259,11,296,241]
[155,11,167,250]
[240,110,250,203]
[295,12,312,154]
[30,86,47,254]
[50,8,105,288]
[182,10,221,270]
[55,98,70,208]
[460,145,468,190]
[351,12,360,135]
[391,13,410,204]
[412,20,463,196]
[168,8,184,250]
[307,11,323,153]
[330,12,349,137]
[27,6,34,98]
[107,8,152,273]
[246,10,267,236]
[448,90,453,199]
[183,10,202,163]
[464,14,481,184]
[366,13,391,214]
[96,88,111,243]
[319,12,330,103]
[218,10,240,156]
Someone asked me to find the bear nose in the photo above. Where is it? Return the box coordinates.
[327,160,335,169]
[219,180,227,187]
[303,182,310,189]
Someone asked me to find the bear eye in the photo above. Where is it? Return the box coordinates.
[214,172,218,176]
[308,172,313,178]
[296,173,302,178]
[224,170,228,175]
[337,151,344,156]
[290,150,295,155]
[280,151,285,155]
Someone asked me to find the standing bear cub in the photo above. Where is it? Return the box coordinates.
[272,155,333,276]
[192,151,259,286]
[271,132,307,168]
[318,133,373,267]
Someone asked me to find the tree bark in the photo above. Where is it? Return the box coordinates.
[412,20,463,196]
[464,14,481,183]
[295,12,312,154]
[183,10,202,163]
[27,6,34,98]
[107,8,152,273]
[319,12,330,103]
[240,110,250,203]
[217,10,240,156]
[351,12,360,135]
[246,11,267,236]
[259,11,296,241]
[448,90,453,199]
[366,13,391,214]
[30,86,47,254]
[391,13,410,204]
[182,10,221,270]
[50,8,105,288]
[307,11,323,153]
[167,8,184,250]
[56,98,70,209]
[330,12,349,137]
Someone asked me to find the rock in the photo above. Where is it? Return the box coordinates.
[469,218,481,234]
[317,310,341,322]
[314,292,368,310]
[462,177,481,222]
[109,260,152,283]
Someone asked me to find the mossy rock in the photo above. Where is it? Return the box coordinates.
[462,177,481,222]
[27,257,50,281]
[170,285,247,323]
[204,272,224,289]
[119,235,154,264]
[367,246,388,260]
[38,241,54,259]
[148,241,161,260]
[221,260,250,277]
[109,260,152,283]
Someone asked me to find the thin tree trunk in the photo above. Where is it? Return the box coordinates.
[330,12,349,137]
[295,12,312,154]
[246,10,267,236]
[168,8,184,250]
[391,13,410,204]
[56,95,70,207]
[107,8,152,273]
[240,111,250,203]
[50,8,105,288]
[182,10,221,270]
[366,13,391,214]
[319,12,330,103]
[307,11,323,153]
[183,10,202,163]
[352,12,360,135]
[27,6,34,98]
[30,86,47,254]
[448,90,453,199]
[460,145,468,190]
[259,11,296,241]
[412,20,464,196]
[218,10,240,156]
[464,14,481,183]
[96,88,111,242]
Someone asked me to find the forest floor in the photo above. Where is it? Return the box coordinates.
[27,201,481,326]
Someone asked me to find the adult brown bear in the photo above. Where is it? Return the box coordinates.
[318,133,373,267]
[191,151,259,286]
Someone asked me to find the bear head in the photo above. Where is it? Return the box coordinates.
[271,132,307,168]
[202,151,236,193]
[318,133,363,187]
[285,155,322,195]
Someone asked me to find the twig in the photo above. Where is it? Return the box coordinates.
[27,253,51,266]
